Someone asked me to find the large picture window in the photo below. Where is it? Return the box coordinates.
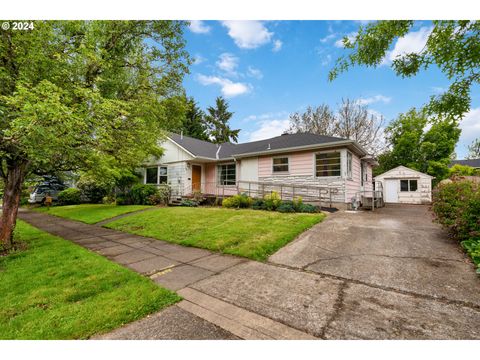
[218,163,236,185]
[273,157,289,173]
[400,179,418,192]
[315,152,341,177]
[146,167,158,184]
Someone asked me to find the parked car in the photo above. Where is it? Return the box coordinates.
[28,183,67,204]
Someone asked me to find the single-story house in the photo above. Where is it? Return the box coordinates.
[141,132,378,207]
[374,166,433,204]
[449,159,480,169]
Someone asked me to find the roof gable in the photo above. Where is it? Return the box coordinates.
[374,165,434,179]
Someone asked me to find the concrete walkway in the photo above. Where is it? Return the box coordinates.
[18,206,480,339]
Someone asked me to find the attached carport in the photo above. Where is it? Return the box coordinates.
[374,165,433,204]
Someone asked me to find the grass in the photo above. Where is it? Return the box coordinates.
[0,221,181,339]
[105,207,325,261]
[34,204,152,224]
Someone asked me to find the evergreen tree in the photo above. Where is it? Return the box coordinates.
[182,97,209,141]
[205,97,240,143]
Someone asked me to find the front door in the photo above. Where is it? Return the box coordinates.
[385,179,399,203]
[192,165,201,192]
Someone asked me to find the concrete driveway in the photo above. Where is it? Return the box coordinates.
[191,205,480,339]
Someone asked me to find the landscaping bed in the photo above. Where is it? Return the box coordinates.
[33,204,152,224]
[0,221,180,339]
[105,207,325,261]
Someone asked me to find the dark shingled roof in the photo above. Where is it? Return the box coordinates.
[168,132,351,159]
[450,159,480,168]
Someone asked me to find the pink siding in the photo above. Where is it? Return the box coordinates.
[204,163,216,194]
[345,153,361,201]
[259,150,314,177]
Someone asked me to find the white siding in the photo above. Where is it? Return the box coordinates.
[375,166,432,204]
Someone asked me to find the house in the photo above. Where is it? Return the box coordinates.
[449,159,480,169]
[374,166,433,204]
[141,132,378,207]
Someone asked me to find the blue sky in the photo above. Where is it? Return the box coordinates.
[182,20,480,158]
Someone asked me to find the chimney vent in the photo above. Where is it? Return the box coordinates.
[267,143,271,150]
[180,131,183,140]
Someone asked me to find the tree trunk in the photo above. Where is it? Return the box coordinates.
[0,160,28,250]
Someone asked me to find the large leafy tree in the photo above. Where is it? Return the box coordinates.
[0,21,190,249]
[376,108,461,181]
[288,99,385,155]
[330,21,480,120]
[182,97,209,141]
[205,96,240,144]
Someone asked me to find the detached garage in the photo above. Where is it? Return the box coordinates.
[374,166,433,204]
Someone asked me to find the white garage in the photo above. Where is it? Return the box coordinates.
[374,166,433,204]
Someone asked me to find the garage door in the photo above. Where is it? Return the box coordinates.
[385,180,399,203]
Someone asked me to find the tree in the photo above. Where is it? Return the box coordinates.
[182,97,209,141]
[375,108,461,181]
[288,99,385,155]
[0,21,190,250]
[204,96,240,143]
[467,139,480,159]
[329,21,480,121]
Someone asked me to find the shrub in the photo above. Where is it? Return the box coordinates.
[130,184,159,205]
[76,177,110,204]
[115,195,128,205]
[179,199,198,207]
[222,194,253,209]
[277,202,295,213]
[297,203,319,213]
[292,196,303,212]
[58,188,81,205]
[432,180,480,273]
[449,164,479,177]
[252,199,266,210]
[264,191,282,211]
[102,195,116,205]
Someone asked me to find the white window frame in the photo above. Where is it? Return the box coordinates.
[217,163,236,186]
[314,150,342,178]
[400,179,418,192]
[272,156,289,173]
[361,161,368,186]
[346,151,353,179]
[159,166,168,184]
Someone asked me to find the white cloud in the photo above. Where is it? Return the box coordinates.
[431,86,446,94]
[196,74,251,98]
[320,33,336,43]
[249,119,291,141]
[334,32,357,48]
[357,95,392,106]
[221,20,273,49]
[193,54,206,65]
[321,54,332,66]
[457,107,480,157]
[216,53,239,76]
[247,66,263,79]
[381,27,432,65]
[189,20,211,34]
[272,39,283,52]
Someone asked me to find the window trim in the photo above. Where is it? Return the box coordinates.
[159,166,168,184]
[400,179,418,192]
[346,151,353,180]
[272,156,290,173]
[217,162,237,187]
[314,150,342,178]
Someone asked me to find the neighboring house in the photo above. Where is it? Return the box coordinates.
[141,132,377,207]
[374,166,433,204]
[449,159,480,169]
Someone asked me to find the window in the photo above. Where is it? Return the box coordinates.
[273,157,289,173]
[315,152,341,177]
[146,167,158,184]
[159,166,168,184]
[346,152,353,179]
[361,162,368,186]
[218,163,236,185]
[400,179,418,192]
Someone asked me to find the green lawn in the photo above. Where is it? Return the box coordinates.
[34,204,152,224]
[0,221,180,339]
[105,207,325,261]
